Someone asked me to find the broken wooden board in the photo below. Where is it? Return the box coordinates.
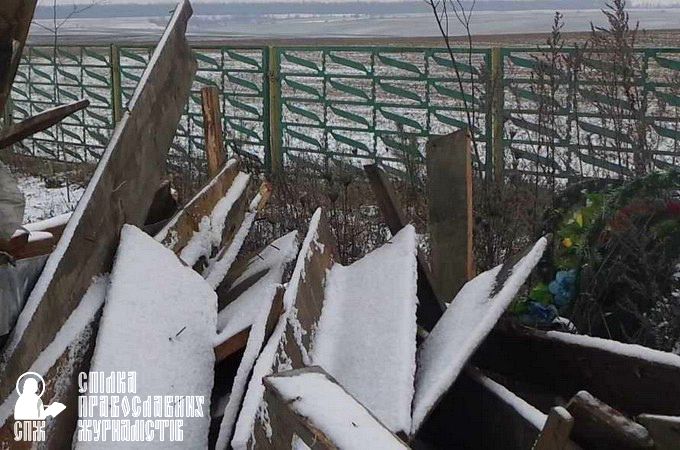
[637,414,680,450]
[215,285,286,450]
[364,163,444,331]
[310,225,419,436]
[0,99,90,149]
[0,0,196,405]
[76,225,216,449]
[417,366,546,450]
[231,209,336,450]
[155,159,251,272]
[203,181,273,289]
[426,130,475,300]
[262,366,410,450]
[0,276,106,448]
[201,86,226,178]
[566,391,654,450]
[410,237,547,435]
[0,0,37,115]
[473,322,680,417]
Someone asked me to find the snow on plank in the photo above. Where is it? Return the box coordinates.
[474,322,680,416]
[76,225,216,449]
[203,182,273,290]
[0,0,196,404]
[214,286,286,449]
[156,159,252,272]
[0,276,107,446]
[215,231,299,344]
[411,237,548,434]
[263,367,410,450]
[231,208,335,450]
[311,225,418,435]
[364,163,444,330]
[216,231,299,448]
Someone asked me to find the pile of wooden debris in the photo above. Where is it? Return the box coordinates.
[0,1,679,449]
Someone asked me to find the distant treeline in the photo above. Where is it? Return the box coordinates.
[34,1,611,20]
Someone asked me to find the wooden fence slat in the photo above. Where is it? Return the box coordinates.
[426,129,474,301]
[201,86,226,177]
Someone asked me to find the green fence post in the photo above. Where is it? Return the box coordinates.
[266,46,283,176]
[110,44,123,124]
[491,47,505,185]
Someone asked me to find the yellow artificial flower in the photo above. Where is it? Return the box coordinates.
[562,237,573,248]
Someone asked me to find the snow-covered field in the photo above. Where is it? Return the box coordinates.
[17,175,84,223]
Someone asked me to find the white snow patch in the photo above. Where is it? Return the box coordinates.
[216,231,299,343]
[468,368,547,430]
[545,330,680,368]
[17,176,83,223]
[155,159,238,244]
[179,172,250,266]
[311,225,418,434]
[411,237,548,434]
[76,225,216,449]
[230,209,322,450]
[0,275,107,428]
[266,371,409,450]
[204,211,255,290]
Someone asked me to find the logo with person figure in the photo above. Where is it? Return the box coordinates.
[13,372,65,442]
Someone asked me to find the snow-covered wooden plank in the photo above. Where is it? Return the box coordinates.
[76,225,216,449]
[262,367,410,450]
[311,225,419,436]
[411,237,547,434]
[0,99,90,150]
[637,414,680,450]
[0,0,37,114]
[566,391,653,449]
[0,0,196,405]
[214,285,286,450]
[203,181,274,290]
[364,163,444,330]
[0,276,106,447]
[157,160,239,250]
[215,231,299,345]
[474,323,680,416]
[231,209,335,450]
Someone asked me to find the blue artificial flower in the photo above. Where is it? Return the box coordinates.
[519,301,559,326]
[549,269,578,308]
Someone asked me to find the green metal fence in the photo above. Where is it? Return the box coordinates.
[6,44,680,180]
